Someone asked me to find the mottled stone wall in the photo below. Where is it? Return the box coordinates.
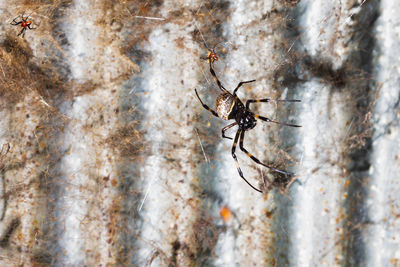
[0,0,399,266]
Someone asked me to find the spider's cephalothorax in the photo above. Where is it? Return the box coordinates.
[195,55,301,193]
[10,14,36,37]
[237,110,257,131]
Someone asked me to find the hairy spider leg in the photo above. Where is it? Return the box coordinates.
[11,14,27,25]
[10,18,22,25]
[231,130,263,192]
[208,60,227,92]
[222,122,237,140]
[27,23,35,30]
[18,27,26,37]
[232,80,256,95]
[194,89,219,117]
[254,114,301,127]
[239,130,294,176]
[246,98,301,109]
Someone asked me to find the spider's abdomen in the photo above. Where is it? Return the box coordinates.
[216,92,235,120]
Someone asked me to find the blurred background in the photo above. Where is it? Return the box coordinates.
[0,0,399,266]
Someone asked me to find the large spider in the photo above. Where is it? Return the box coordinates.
[195,57,301,193]
[10,14,36,37]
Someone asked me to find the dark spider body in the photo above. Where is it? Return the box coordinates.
[195,55,301,193]
[216,92,256,130]
[216,92,236,120]
[10,14,35,37]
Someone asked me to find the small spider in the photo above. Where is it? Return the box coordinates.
[200,42,231,64]
[195,57,301,193]
[201,49,219,64]
[10,14,36,37]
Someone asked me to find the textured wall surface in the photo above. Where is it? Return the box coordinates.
[0,0,399,266]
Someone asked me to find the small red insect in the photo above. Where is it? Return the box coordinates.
[10,14,36,37]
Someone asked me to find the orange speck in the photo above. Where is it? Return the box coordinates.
[344,180,350,187]
[17,232,24,241]
[219,206,233,222]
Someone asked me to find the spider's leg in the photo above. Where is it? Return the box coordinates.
[10,21,22,25]
[277,175,298,195]
[254,114,301,127]
[17,27,26,37]
[209,60,227,92]
[239,130,294,176]
[28,24,36,30]
[222,122,236,140]
[246,98,301,109]
[231,130,262,193]
[10,18,22,25]
[194,89,219,118]
[232,80,256,95]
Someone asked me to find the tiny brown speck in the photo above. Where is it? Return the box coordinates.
[266,210,274,218]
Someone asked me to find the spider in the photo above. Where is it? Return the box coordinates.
[10,14,36,37]
[194,58,301,193]
[200,41,232,64]
[201,49,219,64]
